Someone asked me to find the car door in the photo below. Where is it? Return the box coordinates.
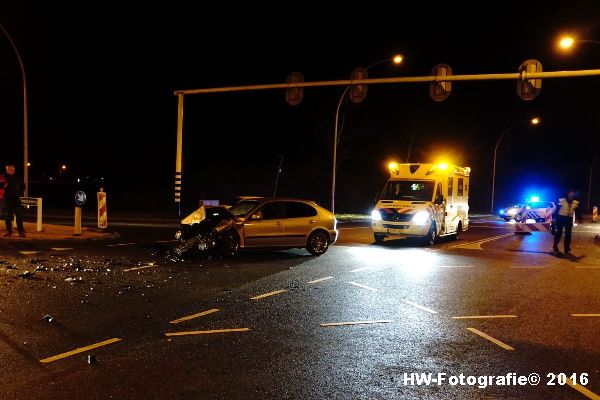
[281,201,319,246]
[242,201,286,247]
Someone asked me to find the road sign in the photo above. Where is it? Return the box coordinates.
[349,68,368,103]
[430,64,453,101]
[517,59,542,101]
[75,191,87,206]
[285,72,304,106]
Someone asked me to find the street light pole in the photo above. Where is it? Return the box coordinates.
[331,55,403,213]
[0,24,29,196]
[490,118,540,214]
[587,154,600,212]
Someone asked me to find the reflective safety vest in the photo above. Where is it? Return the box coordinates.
[557,198,579,217]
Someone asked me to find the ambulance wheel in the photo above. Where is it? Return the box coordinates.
[454,222,462,240]
[424,223,437,246]
[374,233,385,243]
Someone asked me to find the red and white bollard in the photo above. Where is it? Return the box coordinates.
[97,189,108,229]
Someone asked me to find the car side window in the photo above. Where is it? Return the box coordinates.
[284,202,317,218]
[257,202,285,220]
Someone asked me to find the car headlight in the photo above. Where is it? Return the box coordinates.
[371,209,382,221]
[412,211,430,225]
[174,230,182,240]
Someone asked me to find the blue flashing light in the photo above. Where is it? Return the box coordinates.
[529,196,540,203]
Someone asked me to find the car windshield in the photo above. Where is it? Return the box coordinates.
[229,200,262,217]
[205,207,233,221]
[381,180,435,201]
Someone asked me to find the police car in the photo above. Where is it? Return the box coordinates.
[499,198,555,222]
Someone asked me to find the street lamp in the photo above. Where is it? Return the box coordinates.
[490,117,541,214]
[331,54,403,213]
[0,24,29,196]
[557,35,600,51]
[587,154,600,212]
[59,164,67,177]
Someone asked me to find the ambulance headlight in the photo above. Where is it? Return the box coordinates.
[371,209,382,221]
[412,211,430,225]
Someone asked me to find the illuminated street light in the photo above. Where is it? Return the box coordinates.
[61,165,67,170]
[559,36,575,49]
[490,117,541,213]
[27,162,31,167]
[332,54,404,212]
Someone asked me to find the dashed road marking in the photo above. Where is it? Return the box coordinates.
[51,248,74,251]
[156,239,179,243]
[452,315,517,320]
[19,251,41,255]
[467,328,514,351]
[350,267,370,273]
[403,300,437,314]
[170,309,221,324]
[307,277,333,284]
[250,289,287,300]
[566,377,600,399]
[123,264,156,272]
[320,320,393,327]
[39,338,122,363]
[107,242,136,247]
[165,328,250,336]
[348,282,378,292]
[450,233,513,250]
[570,314,600,317]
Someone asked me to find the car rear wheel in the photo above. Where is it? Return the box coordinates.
[307,231,329,256]
[454,222,462,240]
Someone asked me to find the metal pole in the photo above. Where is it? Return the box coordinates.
[273,155,284,197]
[490,121,526,214]
[174,69,600,96]
[0,24,29,196]
[588,155,600,212]
[332,86,350,213]
[175,94,184,216]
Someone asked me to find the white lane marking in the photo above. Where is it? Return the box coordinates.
[350,267,370,273]
[107,242,136,247]
[307,276,333,284]
[320,320,393,327]
[467,328,514,351]
[51,248,74,251]
[450,234,513,250]
[566,377,600,399]
[403,300,437,314]
[123,264,156,272]
[348,282,378,292]
[156,239,179,243]
[571,314,600,317]
[170,309,221,324]
[250,289,287,300]
[19,251,41,255]
[452,315,517,320]
[510,266,548,269]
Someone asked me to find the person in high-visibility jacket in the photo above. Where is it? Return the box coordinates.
[552,190,580,255]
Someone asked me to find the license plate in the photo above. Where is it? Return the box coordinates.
[388,227,408,233]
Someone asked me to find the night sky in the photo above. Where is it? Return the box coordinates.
[1,3,600,213]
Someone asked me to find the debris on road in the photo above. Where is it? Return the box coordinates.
[16,271,34,279]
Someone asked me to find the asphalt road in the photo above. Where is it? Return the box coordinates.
[1,218,599,399]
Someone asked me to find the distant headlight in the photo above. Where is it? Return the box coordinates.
[371,209,382,221]
[506,208,517,215]
[412,211,430,225]
[174,230,182,240]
